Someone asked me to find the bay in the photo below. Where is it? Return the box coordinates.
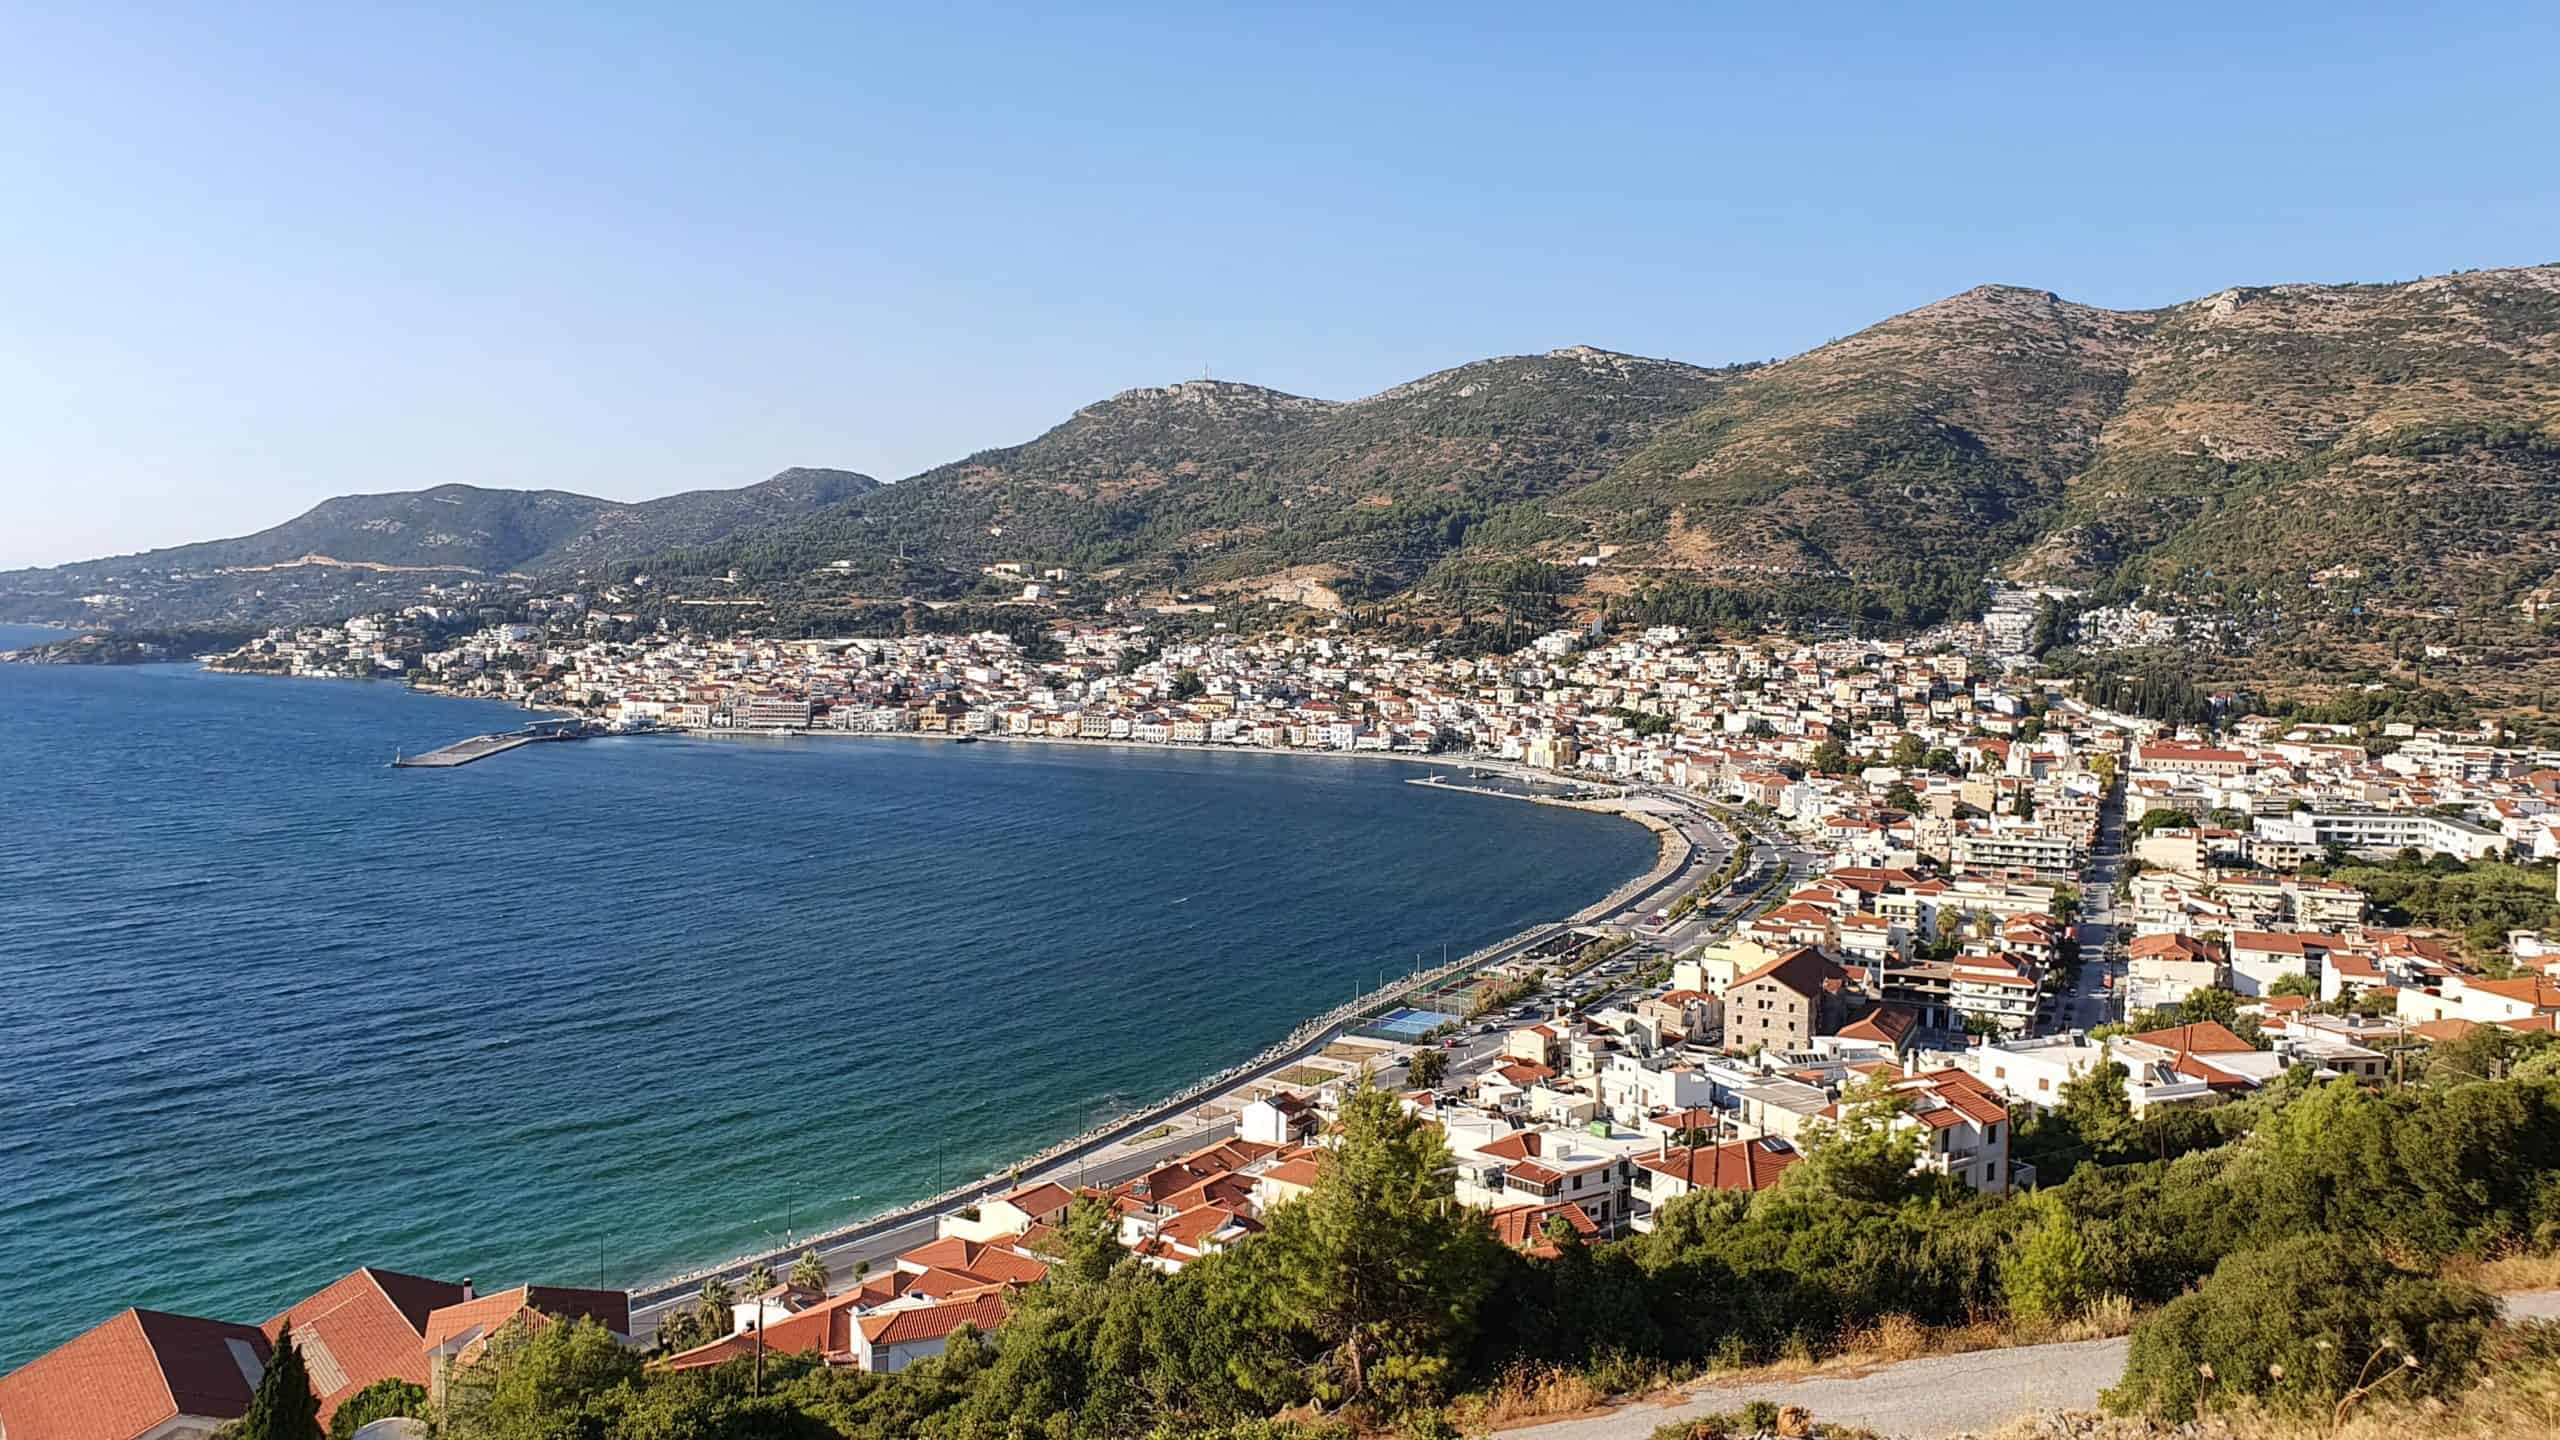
[0,655,1652,1367]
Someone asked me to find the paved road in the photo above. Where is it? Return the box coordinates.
[1513,1291,2560,1440]
[2054,784,2126,1032]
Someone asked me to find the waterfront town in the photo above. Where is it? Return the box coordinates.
[14,597,2560,1440]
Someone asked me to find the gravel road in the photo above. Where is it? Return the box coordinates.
[1508,1291,2560,1440]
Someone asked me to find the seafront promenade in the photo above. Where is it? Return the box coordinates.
[623,778,1729,1341]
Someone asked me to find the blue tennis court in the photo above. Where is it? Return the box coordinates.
[1370,1006,1465,1039]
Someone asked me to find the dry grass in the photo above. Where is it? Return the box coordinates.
[1446,1365,1607,1430]
[2443,1250,2560,1295]
[1693,1302,2146,1395]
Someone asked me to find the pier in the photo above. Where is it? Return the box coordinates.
[392,719,587,768]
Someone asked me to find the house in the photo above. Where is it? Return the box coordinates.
[261,1268,466,1425]
[853,1293,1009,1374]
[1886,1069,2012,1195]
[939,1180,1077,1243]
[1487,1201,1601,1258]
[2229,931,2348,997]
[419,1285,632,1402]
[0,1276,620,1440]
[1723,947,1850,1053]
[1629,1137,1799,1227]
[1239,1092,1323,1147]
[0,1309,272,1440]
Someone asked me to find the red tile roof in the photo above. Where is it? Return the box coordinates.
[857,1293,1008,1348]
[2128,1020,2257,1056]
[419,1285,630,1356]
[1487,1201,1600,1256]
[262,1268,465,1422]
[1636,1138,1799,1192]
[0,1309,270,1440]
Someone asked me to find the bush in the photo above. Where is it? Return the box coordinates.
[2104,1235,2497,1422]
[327,1378,427,1438]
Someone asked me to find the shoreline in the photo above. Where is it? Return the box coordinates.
[609,737,1684,1317]
[163,664,1681,1317]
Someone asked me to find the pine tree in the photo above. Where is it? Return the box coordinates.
[237,1322,322,1440]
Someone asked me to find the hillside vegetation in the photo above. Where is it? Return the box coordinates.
[14,264,2558,648]
[653,265,2560,646]
[0,468,876,626]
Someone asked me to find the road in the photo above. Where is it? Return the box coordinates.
[2058,781,2127,1032]
[1511,1291,2560,1440]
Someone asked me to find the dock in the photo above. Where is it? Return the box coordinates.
[392,719,588,768]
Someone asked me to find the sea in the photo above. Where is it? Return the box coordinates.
[0,624,1653,1368]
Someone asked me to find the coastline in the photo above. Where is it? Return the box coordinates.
[611,735,1686,1323]
[143,663,1682,1321]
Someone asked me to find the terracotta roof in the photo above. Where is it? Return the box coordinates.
[2408,1017,2480,1044]
[2128,1020,2257,1056]
[1486,1201,1599,1256]
[1837,1004,1918,1046]
[1910,1068,2010,1126]
[1732,945,1840,1000]
[1636,1138,1798,1192]
[419,1285,631,1355]
[857,1293,1007,1348]
[997,1181,1076,1220]
[0,1309,270,1440]
[2466,976,2560,1010]
[262,1268,464,1421]
[2130,933,2218,962]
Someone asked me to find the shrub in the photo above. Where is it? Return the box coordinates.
[326,1378,427,1438]
[2104,1234,2497,1422]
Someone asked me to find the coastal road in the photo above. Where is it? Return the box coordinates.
[630,1114,1243,1342]
[629,769,1746,1344]
[1510,1290,2560,1440]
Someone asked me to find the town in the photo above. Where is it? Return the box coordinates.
[14,596,2560,1440]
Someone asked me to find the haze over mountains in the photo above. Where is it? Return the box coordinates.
[8,264,2555,633]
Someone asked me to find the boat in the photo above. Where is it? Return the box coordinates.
[953,733,979,744]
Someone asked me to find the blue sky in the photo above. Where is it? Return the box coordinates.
[3,3,2554,568]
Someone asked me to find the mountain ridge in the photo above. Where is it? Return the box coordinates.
[11,263,2557,640]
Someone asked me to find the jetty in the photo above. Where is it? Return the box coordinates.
[392,718,588,768]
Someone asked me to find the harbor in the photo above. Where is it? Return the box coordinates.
[391,718,589,768]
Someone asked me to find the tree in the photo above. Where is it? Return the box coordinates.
[1808,740,1850,775]
[1169,668,1207,701]
[743,1260,776,1295]
[444,1316,645,1440]
[2002,1191,2099,1324]
[1788,1073,1923,1203]
[1241,1080,1501,1408]
[2269,972,2320,1000]
[2134,809,2198,838]
[326,1379,426,1439]
[2105,1236,2495,1423]
[1405,1046,1449,1089]
[236,1323,322,1440]
[2178,986,2243,1028]
[1884,781,1920,812]
[2056,1059,2140,1162]
[790,1248,831,1294]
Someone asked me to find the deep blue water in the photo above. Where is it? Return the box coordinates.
[0,645,1651,1367]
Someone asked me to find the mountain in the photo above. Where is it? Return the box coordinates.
[22,263,2559,641]
[0,468,877,627]
[671,349,1737,607]
[670,265,2560,635]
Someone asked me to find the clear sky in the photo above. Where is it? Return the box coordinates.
[3,2,2555,568]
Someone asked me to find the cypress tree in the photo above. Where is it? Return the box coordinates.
[238,1321,323,1440]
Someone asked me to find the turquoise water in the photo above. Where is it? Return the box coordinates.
[0,646,1652,1367]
